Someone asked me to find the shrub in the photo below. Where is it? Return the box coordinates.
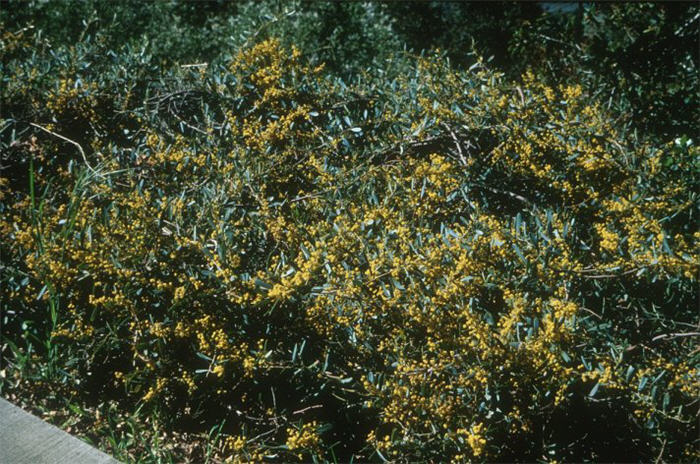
[1,13,698,464]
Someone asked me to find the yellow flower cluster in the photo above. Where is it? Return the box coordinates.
[46,78,99,122]
[459,423,487,457]
[286,421,320,458]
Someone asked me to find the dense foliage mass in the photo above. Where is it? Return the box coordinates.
[1,2,698,462]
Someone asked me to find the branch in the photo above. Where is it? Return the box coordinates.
[651,332,700,343]
[292,404,323,415]
[441,122,468,167]
[29,123,100,177]
[474,182,538,211]
[580,307,603,320]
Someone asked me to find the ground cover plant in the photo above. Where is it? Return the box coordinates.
[1,2,698,462]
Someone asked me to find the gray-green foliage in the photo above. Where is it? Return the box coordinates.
[1,2,698,463]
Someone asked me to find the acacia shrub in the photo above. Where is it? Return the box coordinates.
[1,36,698,462]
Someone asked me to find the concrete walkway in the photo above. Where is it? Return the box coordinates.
[0,397,120,464]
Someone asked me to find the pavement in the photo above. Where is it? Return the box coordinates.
[0,397,120,464]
